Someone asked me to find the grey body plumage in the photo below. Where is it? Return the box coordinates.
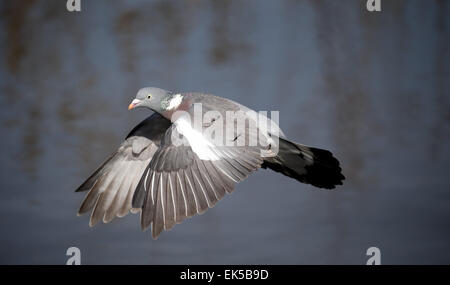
[76,87,345,239]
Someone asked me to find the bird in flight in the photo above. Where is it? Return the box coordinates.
[76,87,345,238]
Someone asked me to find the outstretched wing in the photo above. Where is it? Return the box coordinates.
[77,104,272,238]
[76,113,171,226]
[132,116,267,239]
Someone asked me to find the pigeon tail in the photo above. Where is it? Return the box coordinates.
[262,138,345,189]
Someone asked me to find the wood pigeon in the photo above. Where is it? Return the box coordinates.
[76,87,345,238]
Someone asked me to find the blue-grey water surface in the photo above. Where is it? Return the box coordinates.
[0,0,449,264]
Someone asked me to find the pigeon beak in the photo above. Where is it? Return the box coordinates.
[128,99,141,110]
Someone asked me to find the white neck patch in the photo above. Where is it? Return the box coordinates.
[166,94,183,110]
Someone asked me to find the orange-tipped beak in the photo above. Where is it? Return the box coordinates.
[128,99,141,110]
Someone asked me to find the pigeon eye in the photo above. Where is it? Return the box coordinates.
[147,94,152,99]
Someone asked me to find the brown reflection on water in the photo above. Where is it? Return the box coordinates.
[312,1,370,188]
[311,0,384,263]
[113,1,190,89]
[208,0,252,66]
[4,0,34,73]
[430,0,450,158]
[21,98,43,178]
[114,8,141,73]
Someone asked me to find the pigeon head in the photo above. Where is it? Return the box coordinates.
[129,87,181,113]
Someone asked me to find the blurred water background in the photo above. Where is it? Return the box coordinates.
[0,0,449,264]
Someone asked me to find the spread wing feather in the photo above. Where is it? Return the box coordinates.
[132,122,265,239]
[77,111,267,239]
[76,113,170,226]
